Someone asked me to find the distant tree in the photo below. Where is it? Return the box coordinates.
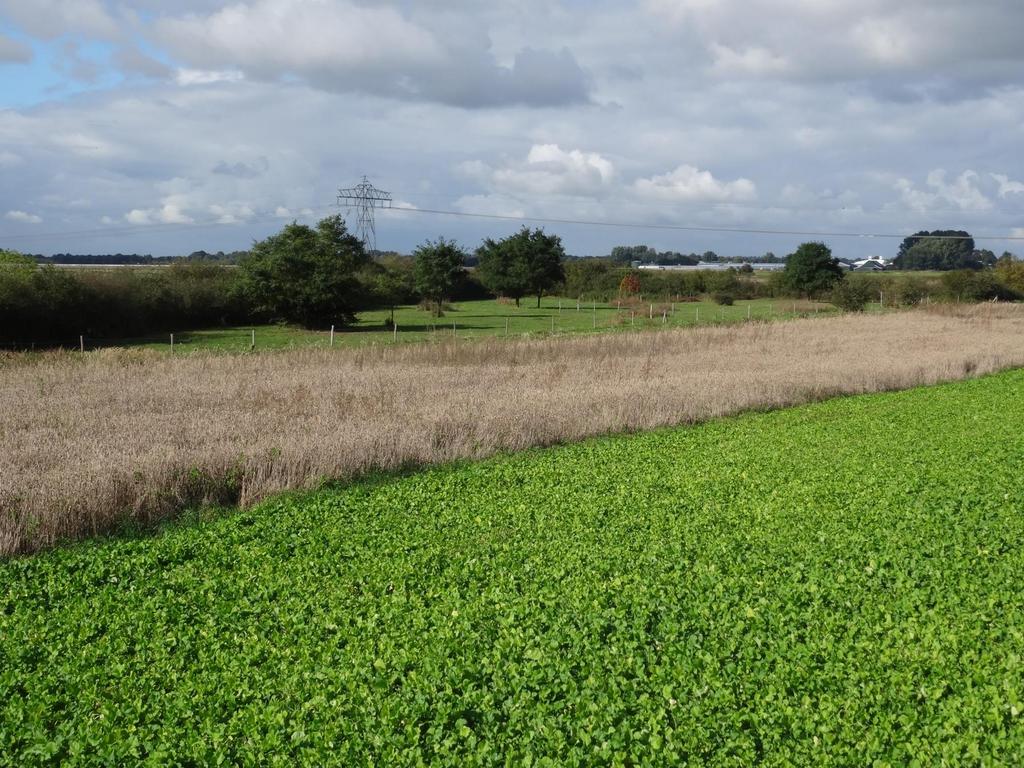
[782,242,845,297]
[894,230,977,270]
[414,237,467,316]
[475,227,565,308]
[239,215,369,328]
[702,250,719,262]
[610,245,655,264]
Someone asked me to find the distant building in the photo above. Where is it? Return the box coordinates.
[851,259,887,272]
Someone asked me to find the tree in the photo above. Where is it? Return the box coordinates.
[782,242,844,297]
[476,237,529,306]
[367,258,415,327]
[894,230,977,270]
[239,215,369,328]
[414,237,467,316]
[475,227,565,308]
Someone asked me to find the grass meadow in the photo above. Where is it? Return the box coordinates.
[3,369,1023,764]
[2,304,1022,556]
[125,296,842,353]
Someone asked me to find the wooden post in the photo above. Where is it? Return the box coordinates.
[453,320,456,337]
[79,335,84,353]
[592,311,597,329]
[747,305,751,320]
[393,324,398,342]
[649,303,653,319]
[662,310,667,324]
[696,307,700,323]
[251,329,256,349]
[330,325,335,346]
[558,300,562,314]
[631,310,635,327]
[170,333,174,351]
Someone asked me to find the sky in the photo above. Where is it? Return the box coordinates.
[0,0,1023,259]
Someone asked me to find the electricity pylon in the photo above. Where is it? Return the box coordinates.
[337,176,392,252]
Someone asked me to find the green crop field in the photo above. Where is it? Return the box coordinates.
[127,296,848,353]
[3,371,1023,764]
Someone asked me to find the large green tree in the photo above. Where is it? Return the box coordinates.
[239,216,369,328]
[476,227,565,308]
[894,230,977,270]
[782,242,845,297]
[413,238,467,317]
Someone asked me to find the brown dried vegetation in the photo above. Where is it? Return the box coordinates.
[2,305,1023,556]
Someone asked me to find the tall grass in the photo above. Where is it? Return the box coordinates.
[2,305,1023,556]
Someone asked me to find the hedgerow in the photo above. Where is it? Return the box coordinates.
[2,370,1024,764]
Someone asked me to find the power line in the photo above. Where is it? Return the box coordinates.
[386,206,1024,242]
[2,201,1022,245]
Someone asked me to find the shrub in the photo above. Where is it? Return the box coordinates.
[711,292,735,306]
[831,280,872,312]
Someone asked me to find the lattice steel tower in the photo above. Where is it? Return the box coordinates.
[337,176,392,252]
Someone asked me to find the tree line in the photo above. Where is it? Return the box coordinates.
[3,218,1023,346]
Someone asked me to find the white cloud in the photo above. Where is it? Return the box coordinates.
[992,174,1024,198]
[175,68,244,86]
[124,203,194,225]
[894,170,992,213]
[0,151,23,168]
[4,210,43,224]
[633,165,757,203]
[463,143,615,198]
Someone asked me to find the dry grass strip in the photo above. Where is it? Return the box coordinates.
[2,305,1023,556]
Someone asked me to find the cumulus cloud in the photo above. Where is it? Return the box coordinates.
[0,32,32,63]
[646,0,1024,98]
[633,165,757,203]
[992,174,1024,198]
[461,144,615,198]
[5,210,43,224]
[894,170,992,213]
[154,0,590,107]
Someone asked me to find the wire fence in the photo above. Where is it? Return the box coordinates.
[0,300,854,353]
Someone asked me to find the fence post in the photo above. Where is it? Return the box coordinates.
[393,324,398,342]
[577,298,580,312]
[251,329,256,350]
[505,317,509,335]
[453,320,456,337]
[747,305,751,320]
[170,333,174,351]
[330,325,335,346]
[662,309,667,324]
[649,303,653,319]
[696,307,700,323]
[631,310,635,327]
[79,335,84,353]
[558,300,562,314]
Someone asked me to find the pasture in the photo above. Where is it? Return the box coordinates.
[123,297,839,353]
[2,369,1023,764]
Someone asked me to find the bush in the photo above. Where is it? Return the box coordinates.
[831,280,872,312]
[711,292,734,306]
